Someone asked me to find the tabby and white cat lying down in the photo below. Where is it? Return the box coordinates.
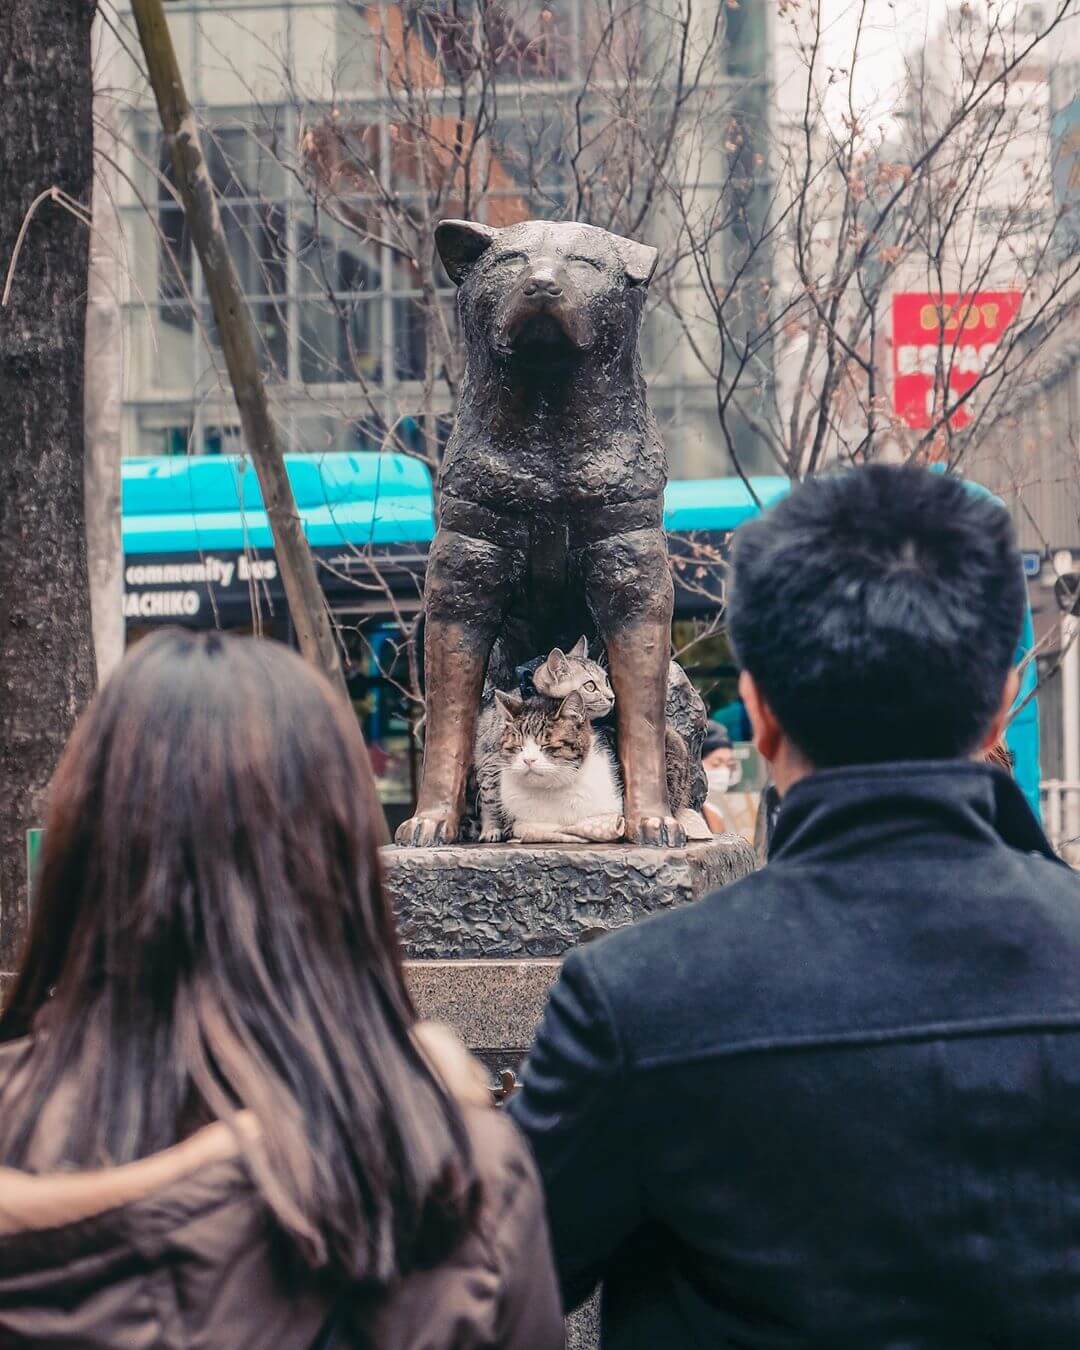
[494,690,625,844]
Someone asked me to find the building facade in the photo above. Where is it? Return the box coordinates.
[108,0,777,480]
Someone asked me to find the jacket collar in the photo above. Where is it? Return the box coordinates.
[769,760,1061,866]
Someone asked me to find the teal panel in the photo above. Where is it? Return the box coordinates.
[663,476,791,532]
[122,453,437,554]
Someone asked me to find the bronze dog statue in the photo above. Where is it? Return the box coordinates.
[396,218,685,849]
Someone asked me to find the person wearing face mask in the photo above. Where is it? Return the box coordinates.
[701,725,743,833]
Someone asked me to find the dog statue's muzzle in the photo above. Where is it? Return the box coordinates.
[493,280,594,358]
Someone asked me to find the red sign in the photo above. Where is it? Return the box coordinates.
[891,291,1022,429]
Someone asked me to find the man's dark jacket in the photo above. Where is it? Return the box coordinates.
[509,762,1080,1348]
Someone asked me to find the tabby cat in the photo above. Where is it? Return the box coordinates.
[472,638,614,842]
[494,691,624,844]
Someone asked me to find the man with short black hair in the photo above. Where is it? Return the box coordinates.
[510,465,1080,1348]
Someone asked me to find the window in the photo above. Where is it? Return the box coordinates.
[121,0,753,470]
[417,0,575,81]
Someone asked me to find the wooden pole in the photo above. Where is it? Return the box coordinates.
[129,0,390,844]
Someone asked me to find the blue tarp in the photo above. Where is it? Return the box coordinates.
[121,453,435,555]
[663,476,792,532]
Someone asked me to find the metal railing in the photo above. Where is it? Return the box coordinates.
[1041,780,1080,861]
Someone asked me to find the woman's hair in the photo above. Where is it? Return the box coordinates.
[0,630,477,1287]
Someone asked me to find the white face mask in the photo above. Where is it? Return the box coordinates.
[707,765,739,794]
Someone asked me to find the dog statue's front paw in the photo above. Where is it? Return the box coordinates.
[395,811,460,847]
[623,814,686,848]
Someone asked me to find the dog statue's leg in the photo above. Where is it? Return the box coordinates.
[396,529,519,847]
[583,526,686,848]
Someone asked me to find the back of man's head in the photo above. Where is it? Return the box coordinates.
[727,466,1026,767]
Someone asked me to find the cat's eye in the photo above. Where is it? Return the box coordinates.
[584,681,597,691]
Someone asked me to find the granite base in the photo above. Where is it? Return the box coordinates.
[384,834,756,959]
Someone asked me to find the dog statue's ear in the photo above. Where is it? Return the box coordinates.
[436,220,499,285]
[615,235,659,288]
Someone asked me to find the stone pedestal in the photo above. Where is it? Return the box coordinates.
[387,836,754,959]
[388,835,756,1350]
[389,834,755,1077]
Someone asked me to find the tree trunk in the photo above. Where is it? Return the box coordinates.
[85,8,126,683]
[0,0,98,977]
[129,0,390,845]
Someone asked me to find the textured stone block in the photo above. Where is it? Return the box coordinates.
[405,958,560,1053]
[384,835,755,959]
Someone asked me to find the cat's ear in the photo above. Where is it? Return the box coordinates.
[558,691,587,722]
[569,636,588,660]
[436,220,498,285]
[494,690,524,719]
[533,653,559,697]
[547,648,571,680]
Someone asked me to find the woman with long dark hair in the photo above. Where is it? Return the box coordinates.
[0,630,562,1348]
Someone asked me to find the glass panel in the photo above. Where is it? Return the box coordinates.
[156,204,194,314]
[487,109,572,219]
[392,298,457,382]
[299,296,383,384]
[202,122,287,201]
[383,122,480,211]
[335,3,379,92]
[152,124,289,300]
[579,0,645,77]
[724,0,768,80]
[132,409,196,459]
[129,405,245,459]
[300,117,382,196]
[288,6,342,94]
[195,7,293,105]
[641,302,683,379]
[393,298,426,381]
[218,199,289,295]
[416,0,576,81]
[117,202,190,316]
[342,623,418,806]
[124,306,197,394]
[201,298,289,376]
[295,213,383,296]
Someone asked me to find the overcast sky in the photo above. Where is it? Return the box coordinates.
[819,0,951,131]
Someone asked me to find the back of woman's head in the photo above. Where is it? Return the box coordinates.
[0,629,475,1286]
